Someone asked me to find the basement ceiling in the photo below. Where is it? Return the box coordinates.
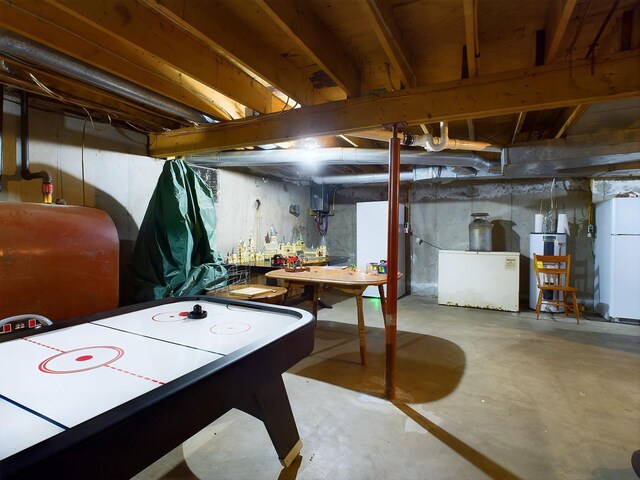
[0,0,639,184]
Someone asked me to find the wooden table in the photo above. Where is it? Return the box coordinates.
[265,266,396,365]
[206,284,288,304]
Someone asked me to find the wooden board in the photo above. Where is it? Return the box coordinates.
[228,287,273,298]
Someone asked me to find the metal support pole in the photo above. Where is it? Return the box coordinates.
[385,125,401,400]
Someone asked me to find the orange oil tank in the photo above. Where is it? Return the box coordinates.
[0,202,119,321]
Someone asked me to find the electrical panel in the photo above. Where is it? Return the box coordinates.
[310,183,330,214]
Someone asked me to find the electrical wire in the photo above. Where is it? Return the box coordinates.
[410,232,443,250]
[385,62,397,92]
[315,212,329,236]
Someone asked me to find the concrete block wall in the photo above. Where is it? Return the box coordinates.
[408,179,594,304]
[1,99,312,301]
[320,179,605,310]
[214,169,312,260]
[3,99,638,311]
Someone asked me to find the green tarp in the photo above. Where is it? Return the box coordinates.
[125,160,227,304]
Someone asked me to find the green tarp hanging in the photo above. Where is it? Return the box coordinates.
[125,160,227,304]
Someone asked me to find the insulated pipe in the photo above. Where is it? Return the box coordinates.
[402,121,503,153]
[350,126,502,153]
[0,29,215,125]
[424,121,449,151]
[20,92,53,203]
[188,148,498,171]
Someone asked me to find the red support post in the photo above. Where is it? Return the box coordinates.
[385,125,401,400]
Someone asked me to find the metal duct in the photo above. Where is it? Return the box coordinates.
[311,167,501,185]
[0,29,215,125]
[188,148,499,172]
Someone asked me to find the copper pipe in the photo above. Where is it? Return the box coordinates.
[20,92,53,203]
[385,125,401,400]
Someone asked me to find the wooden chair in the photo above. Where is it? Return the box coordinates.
[533,254,580,323]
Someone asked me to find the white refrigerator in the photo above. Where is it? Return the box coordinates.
[356,201,406,298]
[594,197,640,321]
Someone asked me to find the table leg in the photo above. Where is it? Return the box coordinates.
[283,282,291,304]
[355,294,367,365]
[312,285,319,319]
[378,285,387,323]
[237,375,302,468]
[317,285,333,309]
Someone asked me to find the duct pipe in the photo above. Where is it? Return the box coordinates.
[402,121,503,153]
[188,148,498,172]
[0,29,215,125]
[311,166,501,185]
[20,92,53,203]
[311,172,416,184]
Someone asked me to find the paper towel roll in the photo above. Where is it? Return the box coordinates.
[557,213,570,235]
[534,214,544,233]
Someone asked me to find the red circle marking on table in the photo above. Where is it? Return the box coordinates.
[152,311,191,322]
[210,322,251,335]
[39,346,124,374]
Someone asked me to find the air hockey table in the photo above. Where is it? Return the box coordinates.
[0,296,315,479]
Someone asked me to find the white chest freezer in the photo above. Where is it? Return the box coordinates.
[438,250,520,312]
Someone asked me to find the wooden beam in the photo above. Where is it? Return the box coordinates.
[554,104,590,138]
[256,0,361,98]
[467,119,476,141]
[339,135,383,149]
[463,0,479,77]
[149,50,640,157]
[0,0,237,121]
[545,0,578,63]
[511,112,527,144]
[47,0,280,114]
[359,0,417,88]
[144,0,315,106]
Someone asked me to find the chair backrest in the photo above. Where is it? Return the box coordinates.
[533,254,572,288]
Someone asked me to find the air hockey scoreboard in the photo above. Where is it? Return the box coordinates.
[0,296,315,479]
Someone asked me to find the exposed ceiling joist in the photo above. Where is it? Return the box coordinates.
[463,0,479,77]
[554,104,590,138]
[47,0,281,114]
[149,51,640,157]
[144,0,316,106]
[512,112,527,144]
[0,0,234,121]
[256,0,361,98]
[467,119,476,141]
[545,0,578,63]
[358,0,416,89]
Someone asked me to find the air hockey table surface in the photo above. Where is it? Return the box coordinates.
[0,296,315,479]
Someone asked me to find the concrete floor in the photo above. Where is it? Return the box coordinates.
[135,294,640,480]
